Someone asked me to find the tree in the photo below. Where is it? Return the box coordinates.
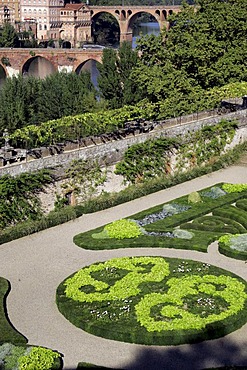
[0,23,19,47]
[97,48,122,109]
[132,0,247,103]
[97,42,140,108]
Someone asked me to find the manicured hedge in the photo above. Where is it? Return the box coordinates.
[57,256,247,346]
[73,184,247,252]
[219,243,247,261]
[0,278,27,346]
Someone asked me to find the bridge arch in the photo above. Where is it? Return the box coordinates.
[127,11,162,37]
[91,11,120,46]
[22,56,57,79]
[90,6,181,43]
[75,58,101,87]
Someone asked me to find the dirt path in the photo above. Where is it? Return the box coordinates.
[1,165,247,370]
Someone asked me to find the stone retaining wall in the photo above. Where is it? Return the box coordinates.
[1,108,247,177]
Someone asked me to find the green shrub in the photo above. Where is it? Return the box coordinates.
[218,233,247,261]
[0,344,62,370]
[104,219,144,239]
[188,191,202,204]
[18,347,60,370]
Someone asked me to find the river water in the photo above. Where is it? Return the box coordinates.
[132,22,160,48]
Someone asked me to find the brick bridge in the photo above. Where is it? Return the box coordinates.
[89,5,181,42]
[0,48,103,78]
[0,5,182,78]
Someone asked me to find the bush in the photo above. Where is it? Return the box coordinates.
[0,344,62,370]
[188,191,202,204]
[218,234,247,261]
[104,219,144,239]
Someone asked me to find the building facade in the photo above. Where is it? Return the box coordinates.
[18,0,91,45]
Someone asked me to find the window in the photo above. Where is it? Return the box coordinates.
[39,23,42,30]
[44,24,47,30]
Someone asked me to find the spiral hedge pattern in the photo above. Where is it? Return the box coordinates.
[57,256,247,345]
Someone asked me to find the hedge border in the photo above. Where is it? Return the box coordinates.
[218,243,247,261]
[0,278,27,346]
[73,184,247,252]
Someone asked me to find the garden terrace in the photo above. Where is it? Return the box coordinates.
[73,183,247,254]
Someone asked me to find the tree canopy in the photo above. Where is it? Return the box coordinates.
[132,0,247,103]
[97,41,140,108]
[0,23,19,47]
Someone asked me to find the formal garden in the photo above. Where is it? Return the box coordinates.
[1,182,247,369]
[55,184,247,357]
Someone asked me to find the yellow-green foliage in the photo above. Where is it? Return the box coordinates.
[188,191,202,204]
[222,183,247,193]
[104,219,143,239]
[18,347,60,370]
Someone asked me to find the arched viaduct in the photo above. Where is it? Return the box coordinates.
[89,5,181,42]
[0,48,103,78]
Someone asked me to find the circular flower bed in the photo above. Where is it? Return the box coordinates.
[57,256,247,346]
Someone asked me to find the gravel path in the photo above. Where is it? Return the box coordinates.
[1,165,247,370]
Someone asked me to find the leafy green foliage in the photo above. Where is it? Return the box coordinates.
[104,219,143,239]
[0,72,97,138]
[115,120,237,184]
[0,169,53,229]
[222,183,247,193]
[97,42,140,108]
[57,256,247,345]
[115,137,179,183]
[134,0,247,103]
[0,344,61,370]
[0,23,19,47]
[18,347,60,370]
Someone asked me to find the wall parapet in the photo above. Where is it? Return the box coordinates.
[0,108,246,177]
